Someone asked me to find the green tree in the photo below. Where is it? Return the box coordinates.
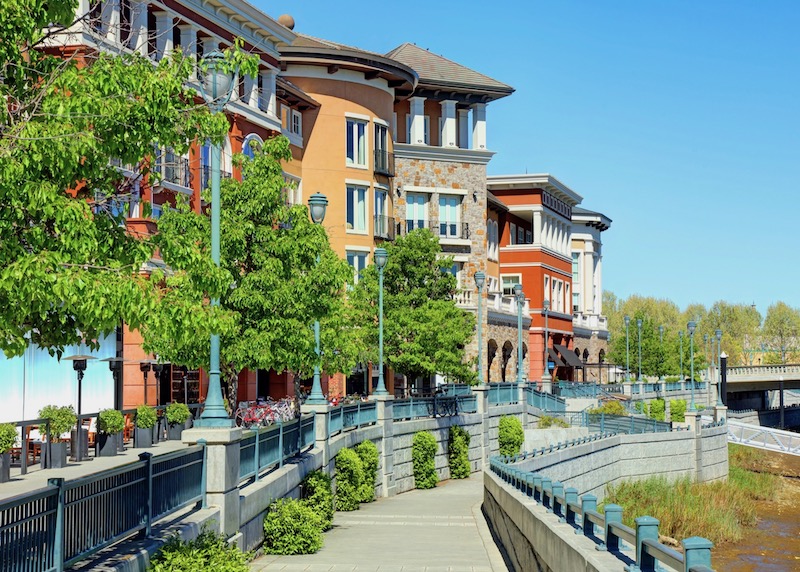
[352,229,476,386]
[0,0,230,357]
[762,302,800,364]
[146,137,360,407]
[702,301,762,366]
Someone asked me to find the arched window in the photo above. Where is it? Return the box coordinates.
[242,134,263,160]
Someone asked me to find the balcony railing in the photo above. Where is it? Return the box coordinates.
[374,149,395,177]
[431,219,469,240]
[153,153,191,189]
[373,215,396,240]
[573,313,609,331]
[201,165,233,192]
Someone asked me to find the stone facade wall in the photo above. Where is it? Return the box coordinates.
[485,321,530,383]
[573,332,609,382]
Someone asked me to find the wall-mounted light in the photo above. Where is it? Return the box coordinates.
[396,185,402,197]
[473,190,479,202]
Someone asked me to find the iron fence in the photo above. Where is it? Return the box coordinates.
[238,414,315,483]
[488,382,519,405]
[524,387,566,413]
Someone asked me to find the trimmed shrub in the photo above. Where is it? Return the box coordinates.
[0,423,17,454]
[38,405,77,442]
[97,409,124,435]
[498,416,524,457]
[448,425,471,479]
[355,440,379,503]
[263,498,323,555]
[588,400,628,416]
[671,399,687,422]
[135,405,157,429]
[648,399,666,421]
[412,431,438,489]
[335,447,364,511]
[538,415,569,429]
[301,470,334,530]
[149,529,249,571]
[165,402,191,425]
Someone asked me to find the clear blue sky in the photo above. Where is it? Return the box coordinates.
[253,0,799,317]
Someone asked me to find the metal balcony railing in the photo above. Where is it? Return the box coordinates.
[153,152,191,189]
[374,149,395,177]
[201,165,233,192]
[430,219,470,240]
[373,215,396,240]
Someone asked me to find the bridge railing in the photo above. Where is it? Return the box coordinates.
[728,363,800,377]
[555,382,600,398]
[239,414,315,482]
[392,394,476,421]
[488,382,518,405]
[490,451,715,572]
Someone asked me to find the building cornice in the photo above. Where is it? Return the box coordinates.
[487,173,583,206]
[394,143,495,165]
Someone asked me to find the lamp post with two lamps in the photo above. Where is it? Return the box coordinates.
[542,299,551,392]
[636,318,643,382]
[624,315,631,382]
[715,329,723,406]
[305,193,331,405]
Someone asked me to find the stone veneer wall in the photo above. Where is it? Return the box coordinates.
[572,332,609,382]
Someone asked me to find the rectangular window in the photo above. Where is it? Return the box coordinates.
[438,195,461,237]
[573,292,581,313]
[502,275,521,296]
[556,280,563,313]
[406,193,426,232]
[280,104,289,130]
[517,226,525,244]
[374,189,388,237]
[374,123,389,174]
[509,222,517,245]
[572,253,581,282]
[448,262,464,288]
[346,185,367,232]
[544,275,550,303]
[291,110,302,135]
[526,230,533,244]
[374,123,388,153]
[346,118,367,166]
[346,251,369,284]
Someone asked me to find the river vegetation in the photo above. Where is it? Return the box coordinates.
[602,444,778,545]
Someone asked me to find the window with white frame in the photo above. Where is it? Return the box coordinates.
[525,230,533,244]
[573,292,581,313]
[406,193,427,232]
[556,280,563,313]
[346,185,367,232]
[346,118,367,167]
[544,275,550,304]
[346,250,369,284]
[406,114,430,145]
[509,222,517,245]
[501,275,521,296]
[517,226,525,244]
[565,283,570,314]
[447,262,464,288]
[291,110,302,136]
[438,195,461,238]
[374,188,388,237]
[572,252,581,282]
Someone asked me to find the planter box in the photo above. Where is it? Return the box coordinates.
[96,433,119,457]
[0,452,10,482]
[42,442,68,469]
[134,427,152,448]
[167,423,184,441]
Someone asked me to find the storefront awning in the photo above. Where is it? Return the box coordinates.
[555,344,584,368]
[547,348,565,367]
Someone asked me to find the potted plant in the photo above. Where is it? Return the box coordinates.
[0,423,17,482]
[39,405,76,468]
[96,409,124,457]
[165,402,191,440]
[134,405,157,448]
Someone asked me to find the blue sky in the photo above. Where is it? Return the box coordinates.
[253,0,799,317]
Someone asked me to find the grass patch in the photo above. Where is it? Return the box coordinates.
[603,444,778,545]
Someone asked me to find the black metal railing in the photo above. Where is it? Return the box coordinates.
[374,149,395,177]
[430,219,470,240]
[153,153,191,189]
[201,165,233,192]
[373,215,396,240]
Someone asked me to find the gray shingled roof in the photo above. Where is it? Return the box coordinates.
[292,34,389,60]
[385,43,513,94]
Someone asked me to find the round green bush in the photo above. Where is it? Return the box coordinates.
[448,425,471,479]
[135,405,157,429]
[166,402,191,425]
[538,415,569,429]
[649,399,666,421]
[335,447,364,511]
[355,440,379,503]
[149,528,249,571]
[671,399,687,422]
[0,423,17,454]
[498,415,524,457]
[301,470,334,531]
[97,409,125,435]
[38,405,77,442]
[588,400,628,417]
[412,431,438,489]
[263,498,323,555]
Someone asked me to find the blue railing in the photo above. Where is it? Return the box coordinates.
[489,453,714,572]
[440,383,473,396]
[239,414,315,482]
[524,387,566,413]
[342,401,377,430]
[393,394,474,420]
[488,382,518,405]
[556,382,600,398]
[0,445,206,572]
[584,413,675,434]
[605,384,625,394]
[665,381,683,392]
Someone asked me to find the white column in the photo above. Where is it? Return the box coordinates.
[153,10,173,61]
[128,0,148,55]
[105,0,121,43]
[244,74,259,109]
[260,69,277,117]
[204,37,219,53]
[545,216,552,249]
[409,96,426,145]
[440,100,457,147]
[566,224,572,254]
[595,251,603,314]
[178,25,197,81]
[557,222,563,254]
[533,210,542,245]
[471,103,487,149]
[457,109,470,149]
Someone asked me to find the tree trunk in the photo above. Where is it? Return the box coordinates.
[223,363,240,413]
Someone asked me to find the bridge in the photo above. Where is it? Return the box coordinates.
[727,364,800,392]
[727,419,800,456]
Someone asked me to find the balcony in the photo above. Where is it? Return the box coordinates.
[201,166,233,193]
[430,219,470,240]
[374,149,395,177]
[153,153,190,192]
[373,215,396,240]
[456,290,530,316]
[573,312,609,332]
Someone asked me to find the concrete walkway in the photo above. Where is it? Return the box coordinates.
[250,473,510,572]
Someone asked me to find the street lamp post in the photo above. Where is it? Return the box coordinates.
[679,330,684,380]
[636,318,643,382]
[195,50,238,427]
[658,325,664,381]
[374,248,389,395]
[514,284,525,384]
[624,315,631,382]
[688,321,696,410]
[475,272,486,385]
[305,193,330,405]
[715,329,723,406]
[542,299,551,391]
[703,334,709,381]
[64,354,96,462]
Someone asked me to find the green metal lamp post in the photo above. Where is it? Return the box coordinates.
[688,321,697,411]
[715,329,723,406]
[514,284,525,383]
[624,315,631,382]
[636,318,643,382]
[305,193,329,405]
[679,330,684,380]
[703,333,709,381]
[658,325,665,381]
[542,299,551,388]
[195,50,238,427]
[475,272,486,385]
[374,248,389,395]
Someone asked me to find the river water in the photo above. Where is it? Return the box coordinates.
[711,451,800,571]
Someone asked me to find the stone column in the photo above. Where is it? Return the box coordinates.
[457,108,470,148]
[153,10,173,61]
[471,102,487,150]
[302,403,331,471]
[409,96,426,145]
[533,210,542,245]
[105,0,121,43]
[182,427,242,536]
[664,398,671,423]
[440,100,457,147]
[685,409,702,434]
[371,395,396,497]
[713,404,727,423]
[128,0,149,56]
[260,69,277,116]
[178,24,198,80]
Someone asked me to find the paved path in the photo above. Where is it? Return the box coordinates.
[249,473,509,572]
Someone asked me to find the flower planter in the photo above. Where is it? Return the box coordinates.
[167,423,185,441]
[134,427,152,448]
[42,442,68,469]
[96,433,119,457]
[0,452,10,482]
